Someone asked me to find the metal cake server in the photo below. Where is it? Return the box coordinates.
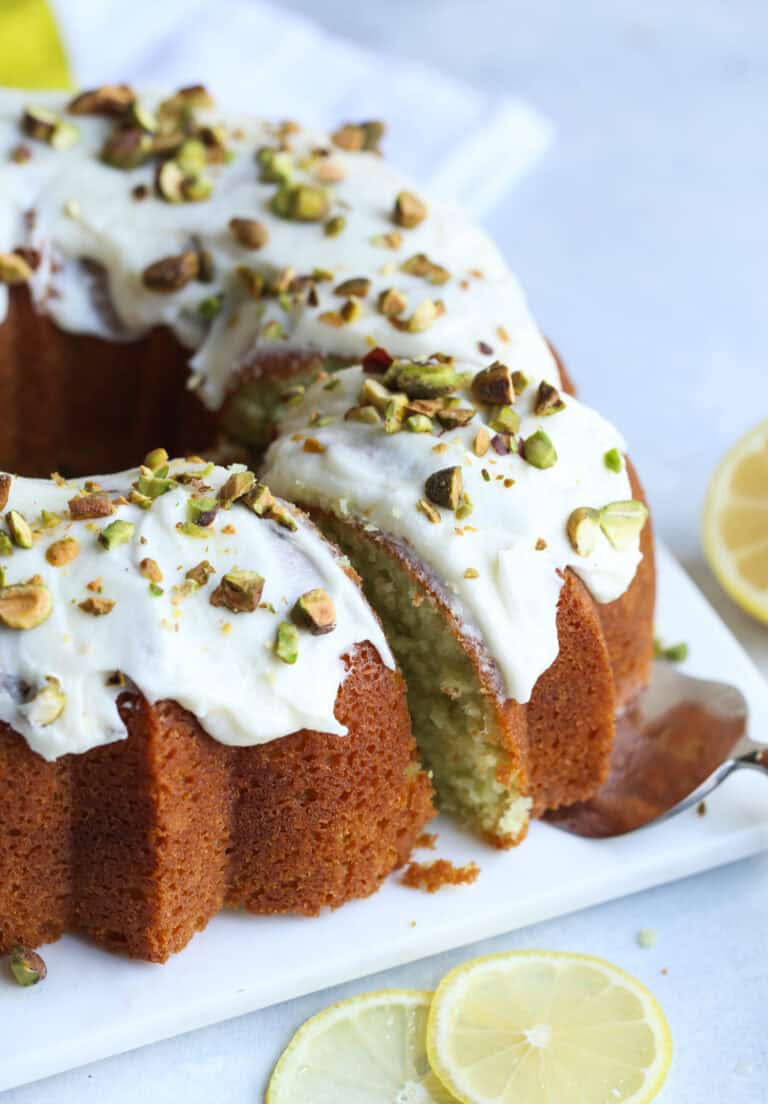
[546,662,768,838]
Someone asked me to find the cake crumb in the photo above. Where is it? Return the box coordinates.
[415,832,438,850]
[401,859,480,893]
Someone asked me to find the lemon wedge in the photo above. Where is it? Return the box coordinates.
[266,989,457,1103]
[703,418,768,624]
[427,950,672,1104]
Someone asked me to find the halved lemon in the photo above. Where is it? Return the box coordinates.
[266,989,456,1103]
[427,951,672,1104]
[703,418,768,624]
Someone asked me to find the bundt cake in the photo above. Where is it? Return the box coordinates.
[0,458,433,961]
[0,81,655,951]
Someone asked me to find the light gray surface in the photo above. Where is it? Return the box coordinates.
[5,1,768,1100]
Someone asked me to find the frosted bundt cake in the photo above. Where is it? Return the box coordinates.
[0,457,433,960]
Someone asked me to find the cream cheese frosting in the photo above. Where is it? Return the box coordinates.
[263,364,644,704]
[0,86,557,410]
[0,460,392,761]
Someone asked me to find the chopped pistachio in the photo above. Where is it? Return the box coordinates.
[401,252,451,285]
[384,395,409,434]
[68,83,136,115]
[198,294,223,321]
[636,928,657,949]
[155,158,186,202]
[490,433,512,455]
[6,510,32,549]
[79,596,115,617]
[26,677,66,726]
[0,580,52,629]
[10,143,31,163]
[46,536,80,567]
[393,190,428,229]
[9,945,47,987]
[425,466,463,511]
[406,414,433,433]
[243,482,275,517]
[473,428,491,457]
[101,126,152,168]
[472,361,514,406]
[331,120,385,152]
[599,500,648,548]
[335,276,371,298]
[435,406,475,430]
[0,533,13,558]
[139,557,163,584]
[267,503,298,532]
[186,560,215,587]
[142,250,199,292]
[402,298,441,333]
[210,570,265,613]
[40,510,61,529]
[566,507,600,557]
[385,358,459,399]
[604,447,623,473]
[534,380,566,416]
[488,405,521,435]
[378,287,408,318]
[270,183,329,222]
[360,377,394,412]
[274,620,299,664]
[292,588,336,635]
[149,583,164,597]
[324,214,346,237]
[281,384,306,407]
[229,217,269,249]
[187,495,218,528]
[69,492,113,520]
[372,230,403,250]
[0,251,33,285]
[143,447,169,472]
[218,470,255,508]
[135,473,174,499]
[456,493,474,521]
[22,106,78,149]
[417,498,441,524]
[511,370,530,395]
[345,404,381,425]
[98,520,135,550]
[262,319,285,341]
[654,637,689,663]
[256,145,294,184]
[523,430,558,470]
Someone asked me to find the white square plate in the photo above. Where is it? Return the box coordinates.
[1,543,766,1092]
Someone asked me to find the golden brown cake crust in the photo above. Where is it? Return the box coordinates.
[0,643,433,962]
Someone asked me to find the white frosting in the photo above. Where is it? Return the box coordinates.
[263,365,643,704]
[0,462,393,761]
[0,88,556,409]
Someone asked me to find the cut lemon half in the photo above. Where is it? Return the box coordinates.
[427,951,672,1104]
[266,989,456,1104]
[703,418,768,624]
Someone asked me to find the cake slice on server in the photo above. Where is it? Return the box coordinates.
[262,352,654,846]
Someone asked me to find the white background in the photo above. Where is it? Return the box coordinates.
[4,1,768,1100]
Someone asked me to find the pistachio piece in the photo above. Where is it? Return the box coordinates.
[345,404,381,425]
[472,361,514,406]
[383,395,408,434]
[378,287,408,318]
[436,407,475,430]
[566,507,600,557]
[143,447,169,471]
[393,190,428,229]
[256,145,294,184]
[400,299,442,333]
[488,405,520,435]
[523,430,558,470]
[371,230,403,250]
[0,581,52,629]
[46,536,80,567]
[473,427,491,457]
[243,483,275,517]
[218,469,256,508]
[417,498,441,524]
[599,500,649,549]
[68,84,135,115]
[331,121,385,152]
[98,520,135,550]
[292,588,336,635]
[491,433,512,455]
[135,473,174,499]
[101,126,152,168]
[334,276,371,298]
[155,158,186,203]
[210,570,265,613]
[406,413,433,433]
[534,380,566,416]
[40,510,61,529]
[401,253,450,285]
[425,466,463,511]
[604,448,623,473]
[26,677,66,726]
[0,252,33,285]
[68,492,113,520]
[22,106,78,149]
[654,638,689,663]
[229,217,269,249]
[511,370,530,395]
[359,377,394,413]
[324,215,346,237]
[79,596,115,617]
[385,359,459,399]
[187,495,218,528]
[142,250,199,292]
[6,510,32,549]
[9,945,47,987]
[270,184,329,222]
[0,534,13,558]
[0,474,11,511]
[275,621,299,664]
[267,503,298,532]
[186,560,215,587]
[198,294,223,321]
[139,557,163,583]
[456,493,474,521]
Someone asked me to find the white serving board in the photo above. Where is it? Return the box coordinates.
[1,543,767,1092]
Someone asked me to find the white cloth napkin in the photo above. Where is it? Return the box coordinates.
[51,0,553,218]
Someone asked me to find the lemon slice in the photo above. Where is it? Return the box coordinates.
[427,951,672,1104]
[703,418,768,623]
[267,989,457,1104]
